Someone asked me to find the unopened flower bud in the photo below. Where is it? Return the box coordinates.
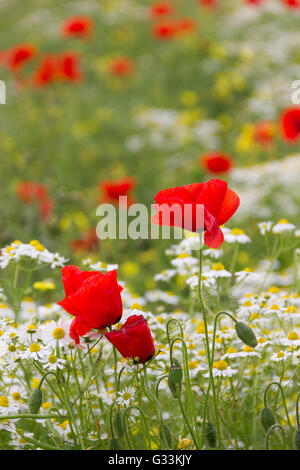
[168,360,182,399]
[260,407,275,433]
[28,387,43,414]
[294,429,300,450]
[205,421,217,448]
[235,321,257,348]
[113,410,124,438]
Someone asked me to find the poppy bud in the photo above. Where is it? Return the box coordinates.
[113,410,124,438]
[109,438,122,450]
[159,423,173,448]
[294,429,300,450]
[235,321,257,348]
[168,360,182,398]
[28,387,43,414]
[169,360,183,384]
[205,421,217,448]
[260,407,275,433]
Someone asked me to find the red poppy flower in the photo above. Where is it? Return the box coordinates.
[152,179,240,249]
[108,57,134,77]
[70,228,99,253]
[62,16,94,37]
[39,198,54,221]
[152,21,178,39]
[104,315,155,363]
[58,267,123,344]
[280,107,300,142]
[100,177,136,206]
[282,0,300,7]
[17,181,54,220]
[150,2,173,16]
[175,18,197,35]
[253,121,275,146]
[200,152,234,174]
[0,44,36,71]
[58,52,82,82]
[32,53,82,86]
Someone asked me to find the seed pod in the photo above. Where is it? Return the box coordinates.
[28,387,43,414]
[113,410,124,438]
[294,429,300,450]
[235,321,257,348]
[159,423,173,448]
[109,438,122,450]
[205,421,217,448]
[260,407,275,433]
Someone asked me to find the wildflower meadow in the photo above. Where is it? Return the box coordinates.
[0,0,300,454]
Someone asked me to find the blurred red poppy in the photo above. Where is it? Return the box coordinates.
[282,0,300,7]
[152,21,178,39]
[0,44,36,71]
[17,181,53,220]
[108,57,134,76]
[100,178,136,206]
[152,179,240,248]
[253,121,275,146]
[70,228,99,253]
[104,315,155,363]
[33,52,82,86]
[58,52,82,82]
[280,107,300,142]
[200,152,234,174]
[58,267,123,344]
[62,16,94,37]
[150,2,173,16]
[176,18,197,35]
[33,55,57,86]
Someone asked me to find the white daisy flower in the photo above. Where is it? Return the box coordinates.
[224,228,251,244]
[272,219,296,234]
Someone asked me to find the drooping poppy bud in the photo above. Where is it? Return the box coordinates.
[260,407,276,433]
[205,421,217,448]
[113,410,124,438]
[294,429,300,450]
[168,359,182,398]
[28,387,43,414]
[235,321,258,348]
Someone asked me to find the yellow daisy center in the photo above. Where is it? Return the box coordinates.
[52,328,65,340]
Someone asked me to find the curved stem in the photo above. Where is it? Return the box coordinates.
[265,424,286,450]
[264,381,293,433]
[123,405,150,450]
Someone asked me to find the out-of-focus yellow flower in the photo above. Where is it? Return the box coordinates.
[213,75,231,99]
[33,281,56,292]
[121,261,139,277]
[59,212,89,232]
[180,90,198,107]
[209,44,227,59]
[235,124,256,153]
